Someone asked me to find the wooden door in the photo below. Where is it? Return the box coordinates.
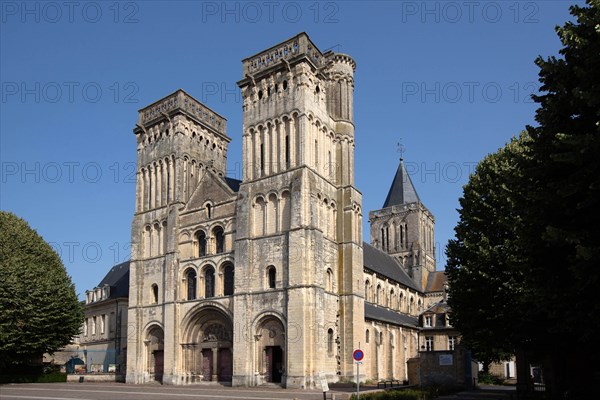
[218,348,232,382]
[265,347,273,382]
[153,350,164,383]
[201,349,213,381]
[272,346,282,383]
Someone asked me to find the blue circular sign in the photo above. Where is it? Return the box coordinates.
[353,349,364,361]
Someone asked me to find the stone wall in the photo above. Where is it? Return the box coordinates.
[418,347,476,388]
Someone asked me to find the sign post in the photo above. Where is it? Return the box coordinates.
[353,347,365,399]
[319,372,329,400]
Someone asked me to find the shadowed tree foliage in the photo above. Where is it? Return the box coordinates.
[521,0,600,396]
[0,211,83,368]
[445,134,531,372]
[447,1,599,398]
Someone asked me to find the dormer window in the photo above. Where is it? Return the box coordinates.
[424,315,432,327]
[437,313,446,327]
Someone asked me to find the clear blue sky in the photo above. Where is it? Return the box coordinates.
[0,1,580,298]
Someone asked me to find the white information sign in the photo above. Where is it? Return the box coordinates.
[439,354,454,366]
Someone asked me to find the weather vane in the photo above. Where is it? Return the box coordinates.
[397,139,405,160]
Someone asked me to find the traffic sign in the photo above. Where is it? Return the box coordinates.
[353,349,364,361]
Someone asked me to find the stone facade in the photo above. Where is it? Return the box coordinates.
[125,32,441,388]
[416,347,477,387]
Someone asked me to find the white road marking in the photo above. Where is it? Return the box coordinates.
[18,382,326,396]
[1,396,92,400]
[0,387,300,400]
[2,384,325,396]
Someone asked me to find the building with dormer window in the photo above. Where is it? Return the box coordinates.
[78,261,129,377]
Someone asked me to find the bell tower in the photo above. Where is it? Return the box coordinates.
[232,33,364,387]
[127,90,230,384]
[369,158,436,290]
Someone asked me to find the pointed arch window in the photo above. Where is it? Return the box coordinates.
[223,264,234,296]
[213,227,224,254]
[326,268,334,292]
[285,134,290,168]
[267,266,276,289]
[151,284,158,304]
[186,269,197,300]
[204,267,215,298]
[327,328,334,355]
[385,226,390,251]
[196,231,207,257]
[260,143,265,175]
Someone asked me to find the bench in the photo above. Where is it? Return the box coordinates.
[377,379,403,388]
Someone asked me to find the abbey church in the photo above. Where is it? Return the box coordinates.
[120,32,445,388]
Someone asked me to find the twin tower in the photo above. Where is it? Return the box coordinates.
[126,33,434,388]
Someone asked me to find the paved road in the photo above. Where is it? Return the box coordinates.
[0,382,521,400]
[0,382,350,400]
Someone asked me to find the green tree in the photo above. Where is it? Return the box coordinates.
[521,0,600,396]
[0,211,83,368]
[447,1,600,398]
[446,134,530,371]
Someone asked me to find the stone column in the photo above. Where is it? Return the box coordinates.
[349,140,355,185]
[277,120,284,172]
[175,157,183,203]
[156,161,162,208]
[269,123,277,174]
[298,115,307,166]
[139,168,145,212]
[182,158,188,201]
[254,129,261,179]
[148,165,155,209]
[169,156,175,203]
[212,348,218,382]
[243,132,250,181]
[265,123,272,175]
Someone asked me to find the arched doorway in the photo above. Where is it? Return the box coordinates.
[146,326,164,383]
[181,306,233,383]
[255,316,285,384]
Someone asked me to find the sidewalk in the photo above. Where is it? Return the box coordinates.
[437,385,517,400]
[329,385,517,400]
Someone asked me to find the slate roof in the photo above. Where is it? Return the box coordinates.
[224,177,242,192]
[425,271,447,293]
[363,242,421,292]
[364,302,419,328]
[382,159,420,208]
[423,300,451,314]
[97,261,130,299]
